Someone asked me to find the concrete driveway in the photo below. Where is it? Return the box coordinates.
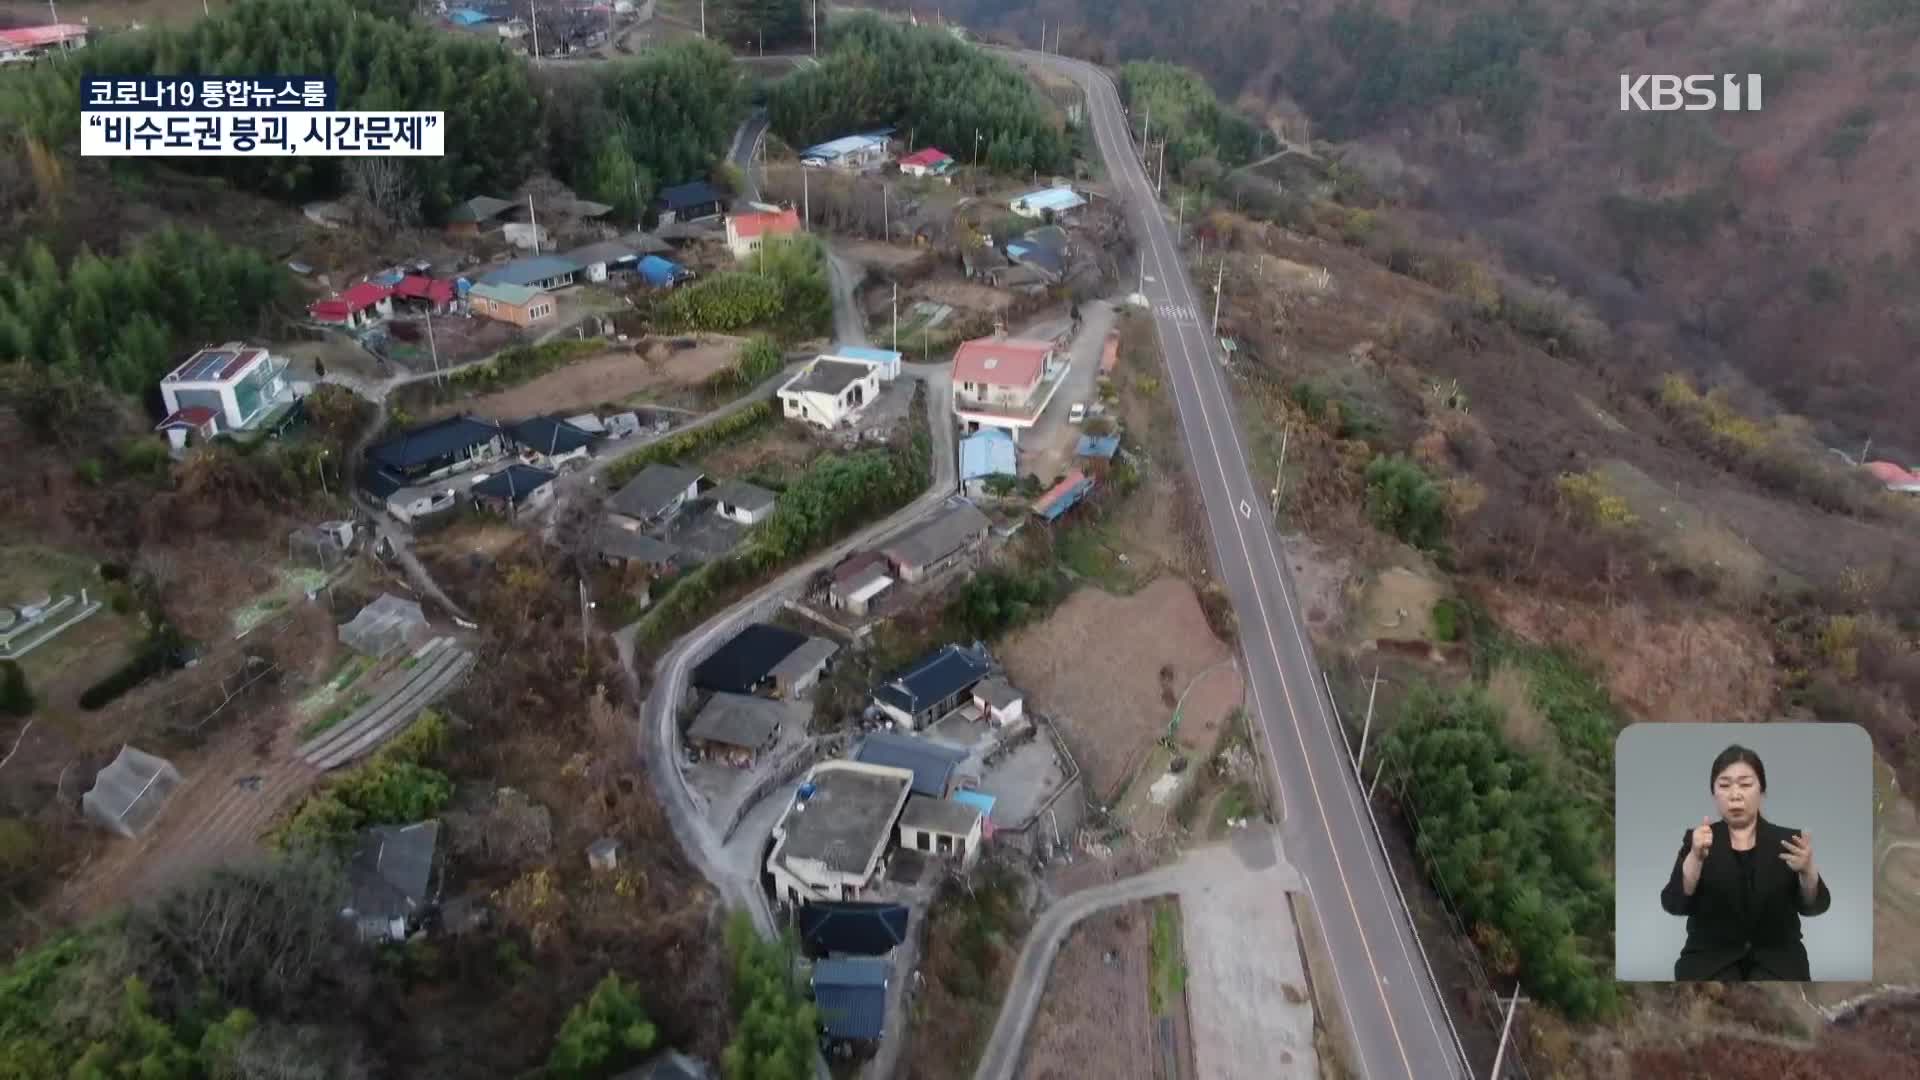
[1015,301,1118,482]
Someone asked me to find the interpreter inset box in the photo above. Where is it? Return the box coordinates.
[1614,722,1873,982]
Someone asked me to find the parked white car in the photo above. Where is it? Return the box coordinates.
[1068,402,1087,424]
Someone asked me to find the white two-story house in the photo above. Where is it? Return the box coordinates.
[950,336,1064,443]
[154,342,296,450]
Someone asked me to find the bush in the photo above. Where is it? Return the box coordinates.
[660,234,830,340]
[1555,471,1639,529]
[0,661,32,717]
[546,972,658,1078]
[1429,598,1461,643]
[275,710,452,851]
[658,273,784,333]
[947,568,1066,639]
[1363,455,1446,550]
[704,334,787,395]
[78,623,186,711]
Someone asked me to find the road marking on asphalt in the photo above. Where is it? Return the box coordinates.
[1087,79,1435,1080]
[1238,499,1252,519]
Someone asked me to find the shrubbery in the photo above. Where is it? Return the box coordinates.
[1363,454,1446,551]
[946,568,1066,639]
[449,339,604,392]
[1380,683,1616,1020]
[79,622,187,711]
[602,400,778,488]
[658,235,830,340]
[705,335,787,395]
[545,972,657,1078]
[0,661,32,718]
[275,710,452,851]
[720,912,815,1080]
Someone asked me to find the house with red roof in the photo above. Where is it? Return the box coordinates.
[1865,461,1920,494]
[898,148,954,179]
[308,281,394,329]
[153,342,295,451]
[390,275,456,315]
[950,336,1066,443]
[724,208,802,260]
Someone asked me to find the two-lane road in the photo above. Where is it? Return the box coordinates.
[1021,51,1470,1080]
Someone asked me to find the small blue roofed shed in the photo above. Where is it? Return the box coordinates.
[449,7,494,24]
[960,429,1016,487]
[1075,434,1120,460]
[637,255,682,287]
[950,789,996,819]
[812,957,890,1041]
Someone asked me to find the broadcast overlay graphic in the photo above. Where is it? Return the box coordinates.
[1615,722,1874,983]
[79,76,443,157]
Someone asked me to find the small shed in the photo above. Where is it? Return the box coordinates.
[82,746,183,838]
[768,636,840,699]
[812,957,890,1043]
[897,795,983,866]
[339,593,430,658]
[686,692,787,767]
[587,837,620,873]
[711,479,778,526]
[971,677,1024,726]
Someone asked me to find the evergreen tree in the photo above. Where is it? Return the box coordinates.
[545,972,658,1078]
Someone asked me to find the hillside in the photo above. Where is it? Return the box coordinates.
[905,0,1920,447]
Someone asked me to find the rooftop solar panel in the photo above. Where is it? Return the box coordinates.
[170,349,237,382]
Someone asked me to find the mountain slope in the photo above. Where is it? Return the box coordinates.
[918,0,1920,443]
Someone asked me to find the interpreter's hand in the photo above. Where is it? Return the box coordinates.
[1780,831,1814,875]
[1688,817,1714,862]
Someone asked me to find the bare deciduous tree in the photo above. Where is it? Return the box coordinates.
[127,852,353,1015]
[345,156,422,229]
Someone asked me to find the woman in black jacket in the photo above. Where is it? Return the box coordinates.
[1660,744,1831,980]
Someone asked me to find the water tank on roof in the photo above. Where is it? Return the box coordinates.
[798,782,817,801]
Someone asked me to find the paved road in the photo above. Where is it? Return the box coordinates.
[1017,50,1469,1080]
[728,108,770,203]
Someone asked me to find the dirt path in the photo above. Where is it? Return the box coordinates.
[429,336,748,421]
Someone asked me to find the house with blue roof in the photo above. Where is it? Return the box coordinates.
[960,428,1017,496]
[823,344,903,382]
[1075,434,1121,461]
[870,644,991,730]
[800,132,894,171]
[1010,185,1087,220]
[475,254,579,291]
[853,731,968,798]
[811,956,890,1043]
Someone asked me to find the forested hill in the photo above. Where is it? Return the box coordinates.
[916,0,1920,442]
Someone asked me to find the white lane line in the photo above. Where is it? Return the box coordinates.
[1080,73,1414,1080]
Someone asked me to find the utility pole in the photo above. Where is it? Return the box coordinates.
[882,182,889,240]
[1368,756,1387,800]
[1861,435,1873,464]
[1490,986,1527,1080]
[1356,666,1380,772]
[1142,103,1150,155]
[1157,142,1166,196]
[426,309,443,386]
[530,3,539,60]
[578,578,591,662]
[1271,425,1289,518]
[527,193,539,253]
[802,167,809,229]
[892,282,899,350]
[1211,258,1224,335]
[811,0,817,57]
[699,0,705,38]
[974,128,982,165]
[1177,193,1185,234]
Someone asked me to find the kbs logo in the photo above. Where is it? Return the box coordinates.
[1619,74,1763,112]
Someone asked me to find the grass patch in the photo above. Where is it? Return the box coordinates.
[299,690,370,741]
[1208,781,1257,836]
[1147,900,1186,1017]
[1052,524,1142,592]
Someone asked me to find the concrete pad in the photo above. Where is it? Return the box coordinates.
[1179,834,1317,1079]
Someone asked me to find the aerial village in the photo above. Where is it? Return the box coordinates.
[0,18,1236,1068]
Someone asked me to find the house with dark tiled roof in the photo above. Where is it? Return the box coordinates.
[870,646,991,730]
[508,414,596,468]
[655,181,726,224]
[341,821,441,943]
[360,415,509,515]
[811,956,890,1044]
[796,901,911,958]
[470,464,557,519]
[476,255,580,292]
